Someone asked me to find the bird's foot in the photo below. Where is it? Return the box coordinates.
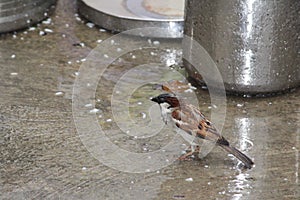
[178,151,195,161]
[178,145,201,161]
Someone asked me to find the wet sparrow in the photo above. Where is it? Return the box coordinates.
[151,93,254,169]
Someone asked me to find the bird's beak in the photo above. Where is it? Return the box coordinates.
[151,96,159,103]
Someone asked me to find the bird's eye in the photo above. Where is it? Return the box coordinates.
[205,121,211,126]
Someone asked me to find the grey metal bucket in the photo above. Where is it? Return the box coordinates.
[0,0,56,33]
[184,0,300,95]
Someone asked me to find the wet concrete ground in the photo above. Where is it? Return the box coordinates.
[0,1,299,199]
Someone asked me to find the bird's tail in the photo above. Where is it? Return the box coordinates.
[220,145,254,169]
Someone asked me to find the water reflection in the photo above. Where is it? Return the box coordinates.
[234,117,254,152]
[227,104,299,199]
[226,117,255,199]
[229,172,252,200]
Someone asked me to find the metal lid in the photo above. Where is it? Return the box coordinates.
[78,0,184,38]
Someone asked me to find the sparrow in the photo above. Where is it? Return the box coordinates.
[151,93,254,169]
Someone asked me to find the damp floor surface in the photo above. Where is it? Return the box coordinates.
[0,1,299,200]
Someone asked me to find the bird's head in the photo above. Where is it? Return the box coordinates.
[151,93,180,108]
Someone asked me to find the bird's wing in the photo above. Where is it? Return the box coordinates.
[196,119,224,143]
[176,104,224,143]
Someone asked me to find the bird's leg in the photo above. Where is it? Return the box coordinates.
[178,149,194,161]
[178,145,201,161]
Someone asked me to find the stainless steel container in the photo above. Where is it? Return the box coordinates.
[77,0,184,38]
[184,0,300,95]
[0,0,56,33]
